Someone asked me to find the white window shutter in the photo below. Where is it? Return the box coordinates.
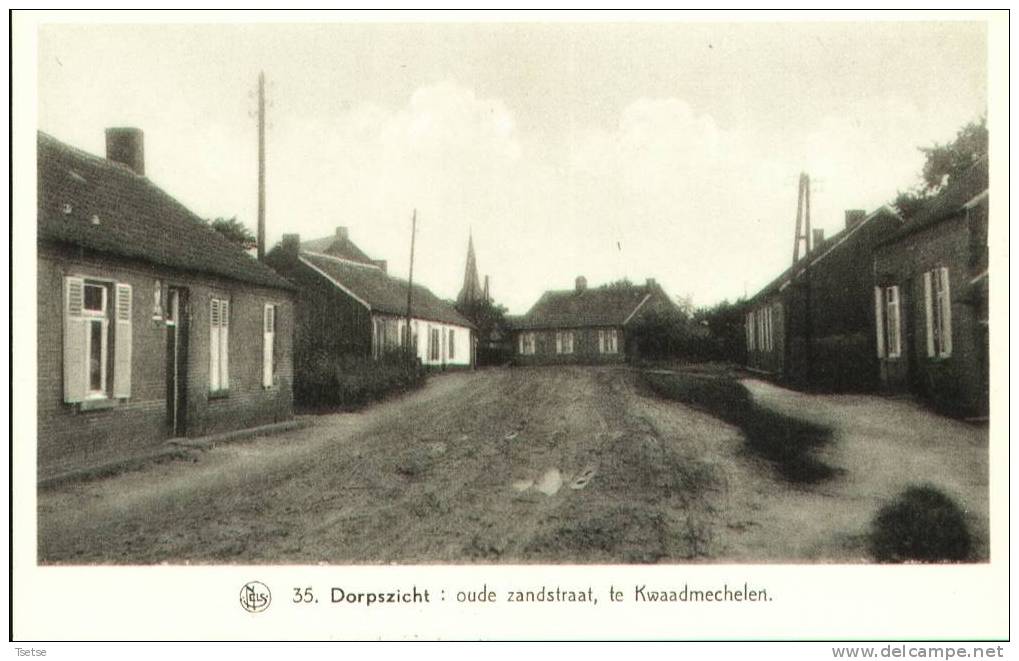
[263,304,274,387]
[113,283,133,398]
[62,276,87,403]
[874,287,885,358]
[923,271,935,357]
[940,267,952,357]
[209,299,220,391]
[220,299,229,389]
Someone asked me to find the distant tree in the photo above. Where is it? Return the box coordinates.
[691,298,748,363]
[627,306,692,360]
[894,117,987,217]
[205,216,257,250]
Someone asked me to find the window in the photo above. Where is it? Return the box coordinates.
[924,268,952,358]
[556,330,574,354]
[598,329,618,354]
[262,304,278,387]
[448,328,456,360]
[429,326,441,361]
[519,332,536,355]
[63,277,132,403]
[746,311,756,351]
[874,286,902,359]
[209,298,230,392]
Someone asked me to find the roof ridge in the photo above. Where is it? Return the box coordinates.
[38,130,142,178]
[301,249,381,270]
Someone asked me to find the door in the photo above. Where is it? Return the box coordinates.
[165,287,189,436]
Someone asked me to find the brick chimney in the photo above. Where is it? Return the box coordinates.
[812,228,825,251]
[281,233,300,257]
[105,127,145,175]
[845,209,866,230]
[335,226,349,241]
[575,276,587,293]
[646,277,657,288]
[372,259,387,274]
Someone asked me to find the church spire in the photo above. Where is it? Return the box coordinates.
[456,230,483,307]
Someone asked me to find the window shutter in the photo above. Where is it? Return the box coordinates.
[263,304,274,387]
[873,287,885,358]
[923,271,935,357]
[220,299,229,389]
[113,283,133,398]
[940,267,952,357]
[209,299,220,391]
[62,276,87,403]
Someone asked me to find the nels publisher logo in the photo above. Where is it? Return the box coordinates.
[240,581,272,613]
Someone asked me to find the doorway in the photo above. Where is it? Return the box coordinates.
[165,287,189,436]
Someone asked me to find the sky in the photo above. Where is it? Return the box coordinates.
[37,20,988,313]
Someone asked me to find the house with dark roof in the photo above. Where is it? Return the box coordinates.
[38,129,295,479]
[744,205,902,390]
[872,156,988,416]
[511,276,676,365]
[264,227,475,396]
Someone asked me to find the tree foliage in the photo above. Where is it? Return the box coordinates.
[894,117,987,217]
[205,216,257,250]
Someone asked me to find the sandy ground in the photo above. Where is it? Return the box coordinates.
[37,367,989,564]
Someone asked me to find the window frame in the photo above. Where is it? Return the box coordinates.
[883,285,902,359]
[82,282,109,399]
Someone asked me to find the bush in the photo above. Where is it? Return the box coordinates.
[295,348,426,409]
[870,485,972,563]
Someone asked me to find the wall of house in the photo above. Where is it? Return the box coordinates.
[873,209,988,416]
[264,251,374,402]
[38,244,294,478]
[745,298,785,374]
[374,314,473,368]
[746,212,900,392]
[512,327,627,365]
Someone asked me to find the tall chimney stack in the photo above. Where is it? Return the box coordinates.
[812,228,825,251]
[575,276,587,293]
[105,128,145,175]
[335,226,349,241]
[845,209,866,230]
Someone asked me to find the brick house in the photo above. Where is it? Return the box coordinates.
[872,157,988,416]
[264,228,474,394]
[511,276,676,365]
[37,129,295,479]
[744,206,902,390]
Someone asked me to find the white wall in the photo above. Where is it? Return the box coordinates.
[394,317,472,367]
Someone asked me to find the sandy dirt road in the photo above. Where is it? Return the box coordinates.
[37,367,989,564]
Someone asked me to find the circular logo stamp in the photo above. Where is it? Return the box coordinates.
[240,581,272,613]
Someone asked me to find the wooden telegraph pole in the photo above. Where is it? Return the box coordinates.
[257,71,267,260]
[404,210,417,353]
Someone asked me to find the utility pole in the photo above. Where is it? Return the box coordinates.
[789,172,814,385]
[791,172,812,264]
[257,71,266,260]
[404,209,417,353]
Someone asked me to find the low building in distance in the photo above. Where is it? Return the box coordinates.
[264,227,475,400]
[511,276,677,364]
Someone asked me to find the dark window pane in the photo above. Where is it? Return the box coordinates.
[89,320,103,391]
[84,284,104,312]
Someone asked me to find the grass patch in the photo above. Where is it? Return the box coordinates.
[641,370,836,483]
[869,485,972,563]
